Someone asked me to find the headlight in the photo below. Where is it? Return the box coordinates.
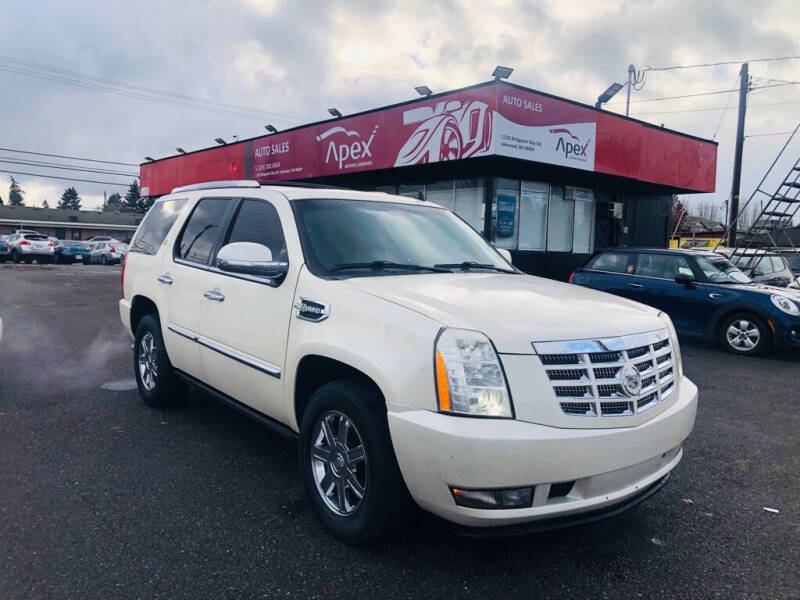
[658,312,682,379]
[434,328,513,418]
[770,294,800,316]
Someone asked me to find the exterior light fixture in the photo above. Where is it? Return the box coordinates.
[215,138,226,145]
[144,156,154,162]
[265,124,278,133]
[492,66,513,80]
[595,82,624,109]
[175,147,186,154]
[328,108,342,118]
[415,85,433,97]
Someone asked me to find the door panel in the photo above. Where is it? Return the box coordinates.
[161,261,208,378]
[197,197,297,422]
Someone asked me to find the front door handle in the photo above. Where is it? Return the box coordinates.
[157,274,173,285]
[709,293,722,299]
[203,289,225,302]
[628,283,643,289]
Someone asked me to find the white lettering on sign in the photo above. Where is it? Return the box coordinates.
[501,94,543,113]
[321,125,379,169]
[254,141,290,158]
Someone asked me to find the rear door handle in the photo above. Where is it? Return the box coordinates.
[203,289,225,302]
[157,274,173,285]
[628,283,643,288]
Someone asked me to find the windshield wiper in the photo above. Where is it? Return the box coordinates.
[434,261,516,273]
[331,261,451,273]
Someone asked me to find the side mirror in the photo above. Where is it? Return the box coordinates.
[496,248,512,263]
[216,242,287,279]
[675,274,694,286]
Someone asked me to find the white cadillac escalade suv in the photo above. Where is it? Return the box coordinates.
[119,180,697,543]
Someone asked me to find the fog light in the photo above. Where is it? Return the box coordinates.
[450,486,533,509]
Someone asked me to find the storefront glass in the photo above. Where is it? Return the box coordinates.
[493,178,519,249]
[518,181,548,251]
[454,179,484,234]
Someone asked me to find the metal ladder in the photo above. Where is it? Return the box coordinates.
[714,124,800,285]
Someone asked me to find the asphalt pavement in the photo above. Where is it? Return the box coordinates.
[1,263,798,599]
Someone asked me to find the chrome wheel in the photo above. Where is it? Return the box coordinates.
[138,331,158,391]
[726,319,760,351]
[310,410,367,516]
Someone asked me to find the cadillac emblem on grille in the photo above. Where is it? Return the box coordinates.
[620,364,642,397]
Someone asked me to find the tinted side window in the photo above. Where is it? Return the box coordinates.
[176,198,230,264]
[637,254,692,279]
[771,257,786,272]
[224,199,287,262]
[131,198,188,255]
[586,252,633,274]
[751,257,774,276]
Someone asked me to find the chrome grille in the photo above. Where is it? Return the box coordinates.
[534,329,676,418]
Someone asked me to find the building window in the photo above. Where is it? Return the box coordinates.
[571,187,595,254]
[71,229,81,240]
[425,180,454,211]
[518,181,548,251]
[454,179,485,234]
[546,186,573,252]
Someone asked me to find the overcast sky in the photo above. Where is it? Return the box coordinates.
[0,0,798,216]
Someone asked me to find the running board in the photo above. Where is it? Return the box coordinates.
[175,370,298,442]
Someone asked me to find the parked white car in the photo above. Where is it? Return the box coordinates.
[7,233,55,263]
[119,181,697,543]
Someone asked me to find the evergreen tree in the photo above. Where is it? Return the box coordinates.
[124,180,141,211]
[0,192,3,205]
[8,177,24,206]
[58,187,81,210]
[42,199,50,209]
[104,192,122,211]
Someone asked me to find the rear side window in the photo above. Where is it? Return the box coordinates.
[636,253,693,279]
[223,199,287,262]
[586,252,634,274]
[130,198,188,255]
[176,198,230,264]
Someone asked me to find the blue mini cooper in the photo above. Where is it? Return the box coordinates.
[571,247,800,356]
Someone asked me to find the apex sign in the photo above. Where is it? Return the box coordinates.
[317,125,379,169]
[550,128,591,160]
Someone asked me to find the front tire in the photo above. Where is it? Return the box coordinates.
[133,314,183,406]
[298,378,414,544]
[720,312,771,356]
[101,255,108,265]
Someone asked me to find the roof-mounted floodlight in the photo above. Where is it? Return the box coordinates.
[492,66,513,80]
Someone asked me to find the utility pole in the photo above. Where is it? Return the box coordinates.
[625,64,635,116]
[727,62,749,247]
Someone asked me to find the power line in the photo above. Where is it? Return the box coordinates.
[0,146,138,166]
[0,169,131,187]
[631,99,800,116]
[0,157,139,178]
[643,55,800,71]
[609,82,798,105]
[0,56,311,122]
[712,74,740,140]
[745,131,796,138]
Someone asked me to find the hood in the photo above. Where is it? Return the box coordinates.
[726,282,800,299]
[343,273,664,354]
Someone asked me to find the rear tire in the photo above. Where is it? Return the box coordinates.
[133,314,183,407]
[719,312,771,356]
[12,251,20,264]
[298,377,415,544]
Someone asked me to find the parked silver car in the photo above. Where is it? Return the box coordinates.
[720,250,796,287]
[89,241,128,265]
[7,233,55,263]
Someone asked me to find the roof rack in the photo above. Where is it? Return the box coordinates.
[171,180,260,193]
[171,179,347,194]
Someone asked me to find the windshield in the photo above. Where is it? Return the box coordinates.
[292,198,513,277]
[785,255,800,269]
[695,255,751,284]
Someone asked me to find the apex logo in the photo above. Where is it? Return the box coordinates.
[550,128,591,159]
[317,125,379,169]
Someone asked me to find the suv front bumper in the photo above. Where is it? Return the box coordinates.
[388,376,697,528]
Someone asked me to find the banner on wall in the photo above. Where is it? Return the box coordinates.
[141,82,717,196]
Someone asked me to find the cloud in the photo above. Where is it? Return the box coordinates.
[0,0,797,214]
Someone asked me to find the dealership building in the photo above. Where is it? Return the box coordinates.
[140,80,717,280]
